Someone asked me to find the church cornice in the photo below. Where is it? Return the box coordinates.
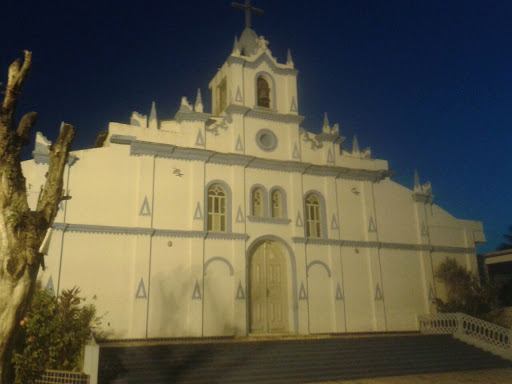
[223,104,304,124]
[110,134,136,145]
[291,237,476,254]
[245,108,304,123]
[247,216,291,225]
[224,105,251,115]
[227,52,298,76]
[33,152,78,166]
[175,110,211,123]
[51,223,249,240]
[128,140,390,181]
[412,192,435,204]
[316,132,345,145]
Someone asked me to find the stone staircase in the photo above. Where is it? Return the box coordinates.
[98,334,511,384]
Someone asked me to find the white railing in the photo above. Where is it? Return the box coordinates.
[418,312,512,361]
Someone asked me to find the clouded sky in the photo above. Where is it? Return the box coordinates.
[2,0,511,253]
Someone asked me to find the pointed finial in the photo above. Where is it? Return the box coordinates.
[180,96,192,112]
[352,135,360,154]
[232,36,240,54]
[322,113,330,133]
[414,169,421,191]
[149,101,157,128]
[286,49,294,67]
[194,89,203,113]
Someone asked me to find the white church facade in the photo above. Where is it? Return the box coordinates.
[23,16,485,340]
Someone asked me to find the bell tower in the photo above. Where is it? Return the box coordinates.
[208,1,299,118]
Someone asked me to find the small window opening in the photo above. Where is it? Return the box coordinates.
[272,190,282,218]
[257,77,270,108]
[252,188,264,217]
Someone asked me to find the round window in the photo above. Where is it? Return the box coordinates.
[256,129,278,152]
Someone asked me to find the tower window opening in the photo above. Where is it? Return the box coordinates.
[217,77,227,114]
[257,77,270,108]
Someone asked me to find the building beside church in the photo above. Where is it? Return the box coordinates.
[22,9,485,340]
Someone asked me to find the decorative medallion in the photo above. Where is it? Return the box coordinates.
[256,129,278,152]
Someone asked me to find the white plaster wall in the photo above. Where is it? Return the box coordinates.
[380,250,426,330]
[244,118,298,162]
[203,258,236,336]
[152,158,195,231]
[307,244,335,333]
[341,248,374,331]
[56,232,136,339]
[373,180,418,244]
[64,146,138,227]
[337,180,365,241]
[147,237,196,338]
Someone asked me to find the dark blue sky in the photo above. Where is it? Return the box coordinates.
[2,1,510,253]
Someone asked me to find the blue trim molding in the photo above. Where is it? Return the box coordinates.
[204,257,234,276]
[307,260,332,277]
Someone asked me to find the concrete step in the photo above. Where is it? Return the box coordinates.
[98,334,511,384]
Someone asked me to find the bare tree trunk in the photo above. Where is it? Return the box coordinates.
[0,51,75,384]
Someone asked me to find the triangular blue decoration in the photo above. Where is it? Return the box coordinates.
[375,283,383,301]
[236,280,245,300]
[45,276,55,297]
[192,280,202,300]
[139,196,151,216]
[299,282,308,300]
[336,283,344,301]
[290,96,297,112]
[195,129,205,146]
[421,222,428,236]
[194,202,203,220]
[235,86,243,102]
[296,211,303,227]
[235,135,244,151]
[327,148,334,163]
[368,216,376,232]
[428,285,435,301]
[236,206,244,223]
[331,214,339,230]
[292,143,300,159]
[135,278,147,299]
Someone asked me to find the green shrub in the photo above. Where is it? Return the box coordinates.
[434,258,501,322]
[12,285,98,384]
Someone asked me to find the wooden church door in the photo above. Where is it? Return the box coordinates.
[250,241,288,333]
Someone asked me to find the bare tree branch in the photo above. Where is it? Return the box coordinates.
[16,112,38,144]
[36,123,75,224]
[3,50,32,111]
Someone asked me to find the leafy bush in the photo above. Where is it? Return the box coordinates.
[12,285,97,384]
[434,258,501,322]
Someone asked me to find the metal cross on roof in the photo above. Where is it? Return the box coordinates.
[231,0,264,29]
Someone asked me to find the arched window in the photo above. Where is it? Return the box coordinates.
[257,76,270,108]
[252,187,264,216]
[271,189,282,218]
[208,184,226,232]
[305,194,321,238]
[216,77,227,115]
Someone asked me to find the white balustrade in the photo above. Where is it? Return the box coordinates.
[418,313,512,361]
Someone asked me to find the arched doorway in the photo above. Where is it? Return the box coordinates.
[249,240,290,333]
